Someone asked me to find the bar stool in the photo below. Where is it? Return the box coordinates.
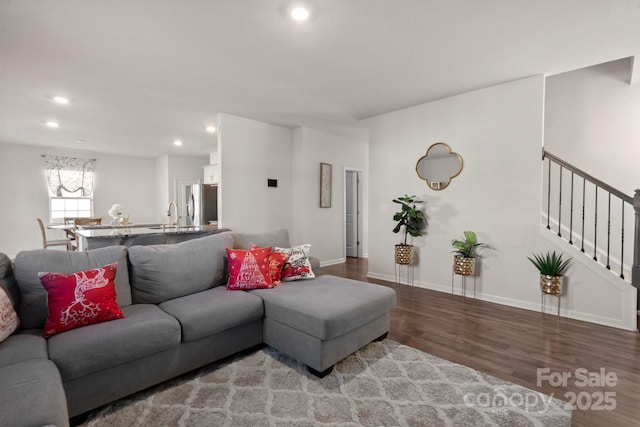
[74,218,102,227]
[37,218,74,251]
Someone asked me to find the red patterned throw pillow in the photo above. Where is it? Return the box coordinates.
[0,287,19,343]
[274,244,315,281]
[226,247,273,290]
[248,243,289,286]
[266,252,288,285]
[38,262,125,337]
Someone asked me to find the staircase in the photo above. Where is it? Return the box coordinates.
[542,150,639,305]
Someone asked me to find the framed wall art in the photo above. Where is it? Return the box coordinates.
[320,162,332,208]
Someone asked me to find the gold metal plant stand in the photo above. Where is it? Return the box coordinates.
[451,257,477,298]
[394,246,414,285]
[540,275,562,316]
[451,273,476,298]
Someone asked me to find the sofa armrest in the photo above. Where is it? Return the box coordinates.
[0,359,69,427]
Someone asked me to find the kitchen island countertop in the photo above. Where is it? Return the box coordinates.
[75,225,224,250]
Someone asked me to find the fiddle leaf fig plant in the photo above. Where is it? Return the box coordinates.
[451,231,488,258]
[392,195,426,245]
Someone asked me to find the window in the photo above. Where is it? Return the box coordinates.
[43,155,96,223]
[49,196,93,223]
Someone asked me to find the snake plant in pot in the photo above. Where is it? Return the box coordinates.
[451,231,488,275]
[392,195,426,265]
[527,251,571,295]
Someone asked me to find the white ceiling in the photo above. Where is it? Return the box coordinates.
[2,0,640,158]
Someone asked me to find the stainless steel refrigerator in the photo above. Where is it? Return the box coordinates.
[185,184,218,226]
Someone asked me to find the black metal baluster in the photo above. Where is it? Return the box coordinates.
[546,158,551,230]
[606,193,611,270]
[593,186,598,261]
[558,165,563,237]
[569,172,574,245]
[620,199,625,279]
[542,150,634,283]
[581,178,586,253]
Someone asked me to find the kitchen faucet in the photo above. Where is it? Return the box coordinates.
[166,201,179,227]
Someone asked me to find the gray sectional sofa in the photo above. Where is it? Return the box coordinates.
[0,229,396,427]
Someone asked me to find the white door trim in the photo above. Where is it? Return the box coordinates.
[343,167,364,258]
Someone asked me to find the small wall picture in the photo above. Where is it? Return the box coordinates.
[320,162,332,208]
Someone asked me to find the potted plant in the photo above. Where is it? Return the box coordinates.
[527,251,571,296]
[392,195,426,265]
[451,231,488,275]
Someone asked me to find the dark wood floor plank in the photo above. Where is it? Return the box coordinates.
[321,258,640,427]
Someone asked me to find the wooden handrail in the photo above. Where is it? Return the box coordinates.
[543,150,640,291]
[543,151,632,203]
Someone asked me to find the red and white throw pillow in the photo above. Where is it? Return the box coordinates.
[274,244,315,281]
[248,243,289,286]
[38,262,125,337]
[266,252,289,285]
[226,247,273,290]
[0,287,19,343]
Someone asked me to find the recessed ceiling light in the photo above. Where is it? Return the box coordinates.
[76,139,85,144]
[206,125,216,133]
[289,6,310,21]
[173,139,183,146]
[52,96,69,105]
[46,121,60,128]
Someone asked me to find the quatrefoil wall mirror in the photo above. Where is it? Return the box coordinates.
[415,142,463,190]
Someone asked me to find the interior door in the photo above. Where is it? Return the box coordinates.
[346,171,358,257]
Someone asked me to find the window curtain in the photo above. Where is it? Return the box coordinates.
[43,155,96,197]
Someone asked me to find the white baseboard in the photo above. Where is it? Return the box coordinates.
[320,258,345,267]
[367,271,638,332]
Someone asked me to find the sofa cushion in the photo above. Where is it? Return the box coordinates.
[0,330,47,368]
[159,286,264,342]
[250,275,396,340]
[129,233,233,304]
[39,262,124,337]
[0,359,68,427]
[48,304,180,381]
[15,246,131,330]
[230,229,291,250]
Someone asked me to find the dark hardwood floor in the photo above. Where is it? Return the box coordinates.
[321,258,640,427]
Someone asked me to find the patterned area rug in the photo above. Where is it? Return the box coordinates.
[80,340,571,426]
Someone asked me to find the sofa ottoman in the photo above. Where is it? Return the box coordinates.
[250,275,396,376]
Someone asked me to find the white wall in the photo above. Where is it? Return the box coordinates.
[155,155,169,224]
[363,76,636,331]
[217,114,369,264]
[167,155,209,200]
[218,114,294,233]
[0,142,157,258]
[291,127,369,265]
[545,58,640,195]
[154,154,208,223]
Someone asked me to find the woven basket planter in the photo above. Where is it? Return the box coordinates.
[453,256,476,276]
[540,274,563,296]
[394,244,414,265]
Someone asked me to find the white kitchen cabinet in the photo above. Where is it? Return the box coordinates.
[203,164,219,184]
